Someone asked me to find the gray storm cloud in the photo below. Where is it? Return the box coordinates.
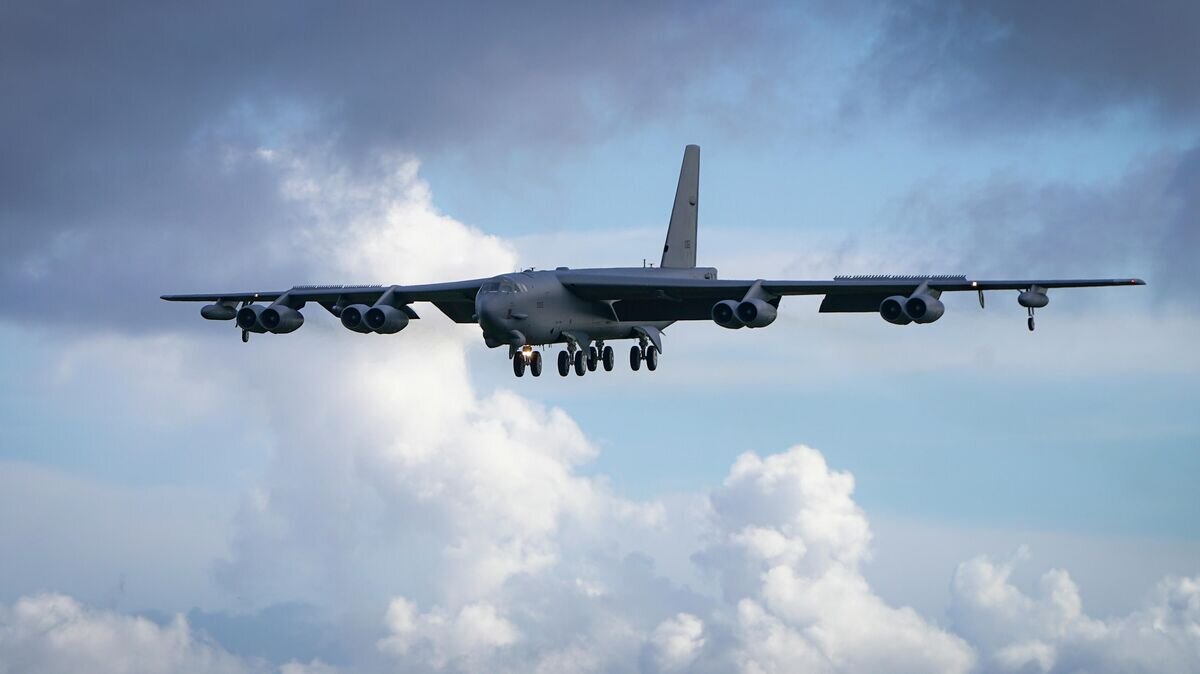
[0,1,794,326]
[864,0,1200,129]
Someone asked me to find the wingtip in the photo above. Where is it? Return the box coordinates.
[1131,279,1147,285]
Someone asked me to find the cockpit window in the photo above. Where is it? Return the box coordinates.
[480,279,522,294]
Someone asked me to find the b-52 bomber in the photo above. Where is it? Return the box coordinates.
[163,145,1144,378]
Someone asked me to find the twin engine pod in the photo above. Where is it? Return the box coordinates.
[340,304,410,334]
[880,293,945,325]
[712,299,778,329]
[237,304,305,334]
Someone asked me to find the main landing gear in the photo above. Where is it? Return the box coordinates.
[518,340,657,378]
[629,344,658,372]
[560,341,616,377]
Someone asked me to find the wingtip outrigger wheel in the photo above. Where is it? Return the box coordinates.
[241,329,249,343]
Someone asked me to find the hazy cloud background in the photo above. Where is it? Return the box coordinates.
[1,1,1197,672]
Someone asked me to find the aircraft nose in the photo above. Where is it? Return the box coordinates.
[476,294,509,334]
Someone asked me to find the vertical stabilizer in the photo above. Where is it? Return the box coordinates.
[661,145,699,268]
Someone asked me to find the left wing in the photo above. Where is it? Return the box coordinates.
[557,272,1144,322]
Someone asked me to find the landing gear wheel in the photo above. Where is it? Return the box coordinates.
[587,346,598,372]
[574,349,586,376]
[529,351,543,377]
[513,354,526,377]
[645,345,659,371]
[241,330,249,343]
[1027,316,1036,332]
[557,350,571,376]
[602,345,615,371]
[629,345,642,371]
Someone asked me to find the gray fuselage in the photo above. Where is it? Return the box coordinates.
[475,266,717,349]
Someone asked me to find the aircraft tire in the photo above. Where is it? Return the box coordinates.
[530,351,542,377]
[557,350,571,376]
[602,346,614,371]
[1028,316,1035,332]
[629,345,642,371]
[513,354,526,377]
[574,350,586,376]
[645,345,659,371]
[587,346,598,371]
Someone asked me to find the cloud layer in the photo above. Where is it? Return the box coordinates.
[3,147,1193,673]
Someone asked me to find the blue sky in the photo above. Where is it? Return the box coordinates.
[1,2,1197,672]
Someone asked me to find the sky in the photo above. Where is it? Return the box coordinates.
[0,1,1198,672]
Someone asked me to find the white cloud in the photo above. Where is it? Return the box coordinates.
[0,594,260,674]
[700,446,977,674]
[378,598,519,670]
[949,553,1200,673]
[648,613,705,671]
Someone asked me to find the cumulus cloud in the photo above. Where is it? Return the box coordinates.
[647,613,705,671]
[0,594,261,674]
[949,552,1200,674]
[699,447,976,674]
[377,598,520,669]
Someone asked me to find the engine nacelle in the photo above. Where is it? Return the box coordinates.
[201,303,236,321]
[236,305,269,333]
[712,300,744,329]
[340,304,373,333]
[365,305,410,334]
[1018,289,1049,308]
[736,299,777,328]
[260,305,304,334]
[904,294,945,324]
[879,296,912,325]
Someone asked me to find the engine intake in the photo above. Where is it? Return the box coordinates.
[340,304,373,333]
[236,305,269,333]
[735,299,777,328]
[879,296,912,325]
[712,300,743,329]
[904,294,945,324]
[364,305,410,334]
[260,305,304,333]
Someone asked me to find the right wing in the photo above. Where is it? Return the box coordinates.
[161,279,488,323]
